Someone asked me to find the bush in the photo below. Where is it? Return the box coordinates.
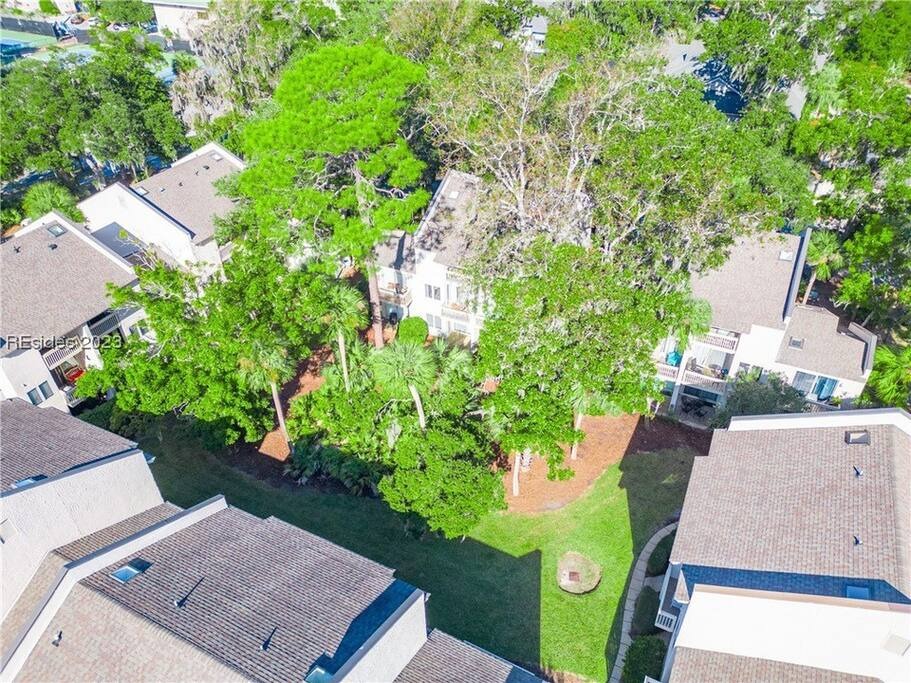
[1,206,22,232]
[646,532,675,576]
[397,316,428,345]
[38,0,57,14]
[22,181,84,222]
[622,636,667,683]
[631,587,660,636]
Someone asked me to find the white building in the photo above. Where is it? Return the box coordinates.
[655,409,911,682]
[375,171,488,345]
[0,213,145,413]
[141,0,209,39]
[0,399,541,683]
[655,230,876,411]
[78,142,244,275]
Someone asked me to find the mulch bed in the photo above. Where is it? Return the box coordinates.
[505,414,711,515]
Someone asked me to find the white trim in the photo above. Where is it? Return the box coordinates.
[171,142,246,171]
[0,496,227,681]
[728,408,911,436]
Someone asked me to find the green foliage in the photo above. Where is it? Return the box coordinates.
[478,241,700,477]
[171,52,197,75]
[0,32,184,181]
[646,531,675,577]
[286,435,379,495]
[38,0,56,13]
[630,586,660,636]
[235,43,430,264]
[22,182,84,222]
[396,317,429,345]
[841,0,911,70]
[78,400,155,438]
[622,636,667,683]
[711,374,806,428]
[1,206,23,232]
[585,0,698,46]
[863,344,911,409]
[477,0,532,36]
[92,0,154,24]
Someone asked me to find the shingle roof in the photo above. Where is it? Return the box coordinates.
[413,170,482,268]
[133,147,242,245]
[776,305,872,382]
[395,629,541,683]
[671,421,911,599]
[79,508,403,682]
[0,398,136,490]
[376,230,416,272]
[691,233,802,334]
[0,216,135,341]
[668,647,878,683]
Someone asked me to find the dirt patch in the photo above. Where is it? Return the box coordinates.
[505,415,711,514]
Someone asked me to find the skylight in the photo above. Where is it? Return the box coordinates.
[845,430,870,445]
[135,187,149,196]
[788,337,804,349]
[111,558,152,583]
[46,224,66,237]
[845,585,871,600]
[779,250,794,261]
[11,475,48,489]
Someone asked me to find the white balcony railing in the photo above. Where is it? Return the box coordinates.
[655,610,678,632]
[378,285,413,307]
[88,313,120,338]
[682,370,728,395]
[656,363,679,381]
[696,331,738,351]
[42,344,81,370]
[62,384,84,408]
[441,302,470,320]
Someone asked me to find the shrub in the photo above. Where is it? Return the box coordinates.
[631,587,660,636]
[397,316,429,345]
[1,206,22,232]
[646,532,675,576]
[22,181,85,222]
[38,0,57,14]
[622,636,667,683]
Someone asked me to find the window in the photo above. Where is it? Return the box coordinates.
[26,388,42,406]
[111,558,152,583]
[46,224,66,237]
[845,585,871,600]
[38,382,53,400]
[425,314,442,331]
[130,321,150,339]
[424,285,441,301]
[12,475,47,489]
[792,371,815,395]
[813,376,837,401]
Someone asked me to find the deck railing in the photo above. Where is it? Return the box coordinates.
[656,362,679,381]
[696,331,738,351]
[682,370,728,394]
[378,285,413,307]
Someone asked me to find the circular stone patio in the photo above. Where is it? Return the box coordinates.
[557,551,602,594]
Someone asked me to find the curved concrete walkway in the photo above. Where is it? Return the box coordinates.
[608,522,678,683]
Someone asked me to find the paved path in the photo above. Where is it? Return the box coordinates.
[608,522,678,683]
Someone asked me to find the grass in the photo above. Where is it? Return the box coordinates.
[137,418,694,681]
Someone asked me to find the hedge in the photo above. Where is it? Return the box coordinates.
[621,636,667,683]
[397,316,429,345]
[630,586,660,636]
[646,531,675,576]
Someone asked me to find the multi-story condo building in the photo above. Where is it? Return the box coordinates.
[0,399,541,683]
[0,213,146,413]
[79,142,244,275]
[654,408,911,682]
[655,230,876,410]
[375,170,487,344]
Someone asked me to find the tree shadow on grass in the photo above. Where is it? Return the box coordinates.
[603,415,704,675]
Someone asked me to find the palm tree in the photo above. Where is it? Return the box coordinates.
[324,285,367,393]
[372,341,436,430]
[429,338,472,389]
[802,230,844,304]
[568,386,613,460]
[866,344,911,408]
[238,342,295,447]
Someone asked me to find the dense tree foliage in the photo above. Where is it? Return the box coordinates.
[21,182,84,222]
[862,345,911,410]
[90,0,154,25]
[1,31,184,181]
[710,374,806,428]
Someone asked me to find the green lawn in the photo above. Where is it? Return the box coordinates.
[139,420,693,681]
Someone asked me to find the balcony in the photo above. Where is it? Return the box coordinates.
[656,362,680,381]
[696,330,739,351]
[441,301,470,321]
[88,313,120,338]
[62,384,85,408]
[378,284,413,307]
[42,343,81,371]
[682,369,728,395]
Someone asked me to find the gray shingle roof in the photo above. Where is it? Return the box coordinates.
[668,647,878,682]
[671,421,911,599]
[691,233,802,334]
[776,305,873,382]
[395,629,541,683]
[0,217,136,341]
[0,398,136,490]
[133,148,241,245]
[79,508,402,682]
[413,170,482,269]
[376,230,416,272]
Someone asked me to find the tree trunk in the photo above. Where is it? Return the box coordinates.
[408,383,426,430]
[861,310,874,327]
[270,381,290,447]
[802,269,818,305]
[512,451,521,497]
[569,411,584,460]
[367,265,385,349]
[337,329,350,393]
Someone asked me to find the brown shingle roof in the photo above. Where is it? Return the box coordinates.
[395,629,541,683]
[671,421,911,598]
[0,217,135,341]
[691,233,801,334]
[0,398,136,490]
[776,305,873,382]
[413,170,482,268]
[669,647,878,682]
